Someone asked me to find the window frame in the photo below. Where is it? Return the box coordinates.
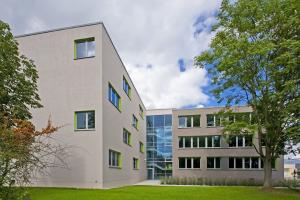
[139,105,144,119]
[139,141,144,153]
[207,157,221,169]
[74,37,95,59]
[123,128,132,146]
[74,110,95,131]
[132,114,139,130]
[108,83,122,111]
[178,157,201,169]
[109,149,122,168]
[122,76,131,99]
[178,115,201,128]
[133,157,139,170]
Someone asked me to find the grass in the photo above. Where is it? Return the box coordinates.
[28,186,300,200]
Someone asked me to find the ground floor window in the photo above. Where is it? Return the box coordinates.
[207,157,221,169]
[109,149,121,168]
[179,157,200,169]
[228,157,274,169]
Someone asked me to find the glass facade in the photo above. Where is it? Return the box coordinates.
[146,115,172,179]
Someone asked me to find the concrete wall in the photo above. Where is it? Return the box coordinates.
[101,25,147,188]
[16,23,104,188]
[172,106,284,181]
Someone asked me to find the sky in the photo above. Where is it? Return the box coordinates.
[0,0,223,109]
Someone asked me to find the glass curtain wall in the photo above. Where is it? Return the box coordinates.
[146,115,172,179]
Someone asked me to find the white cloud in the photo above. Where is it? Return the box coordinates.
[0,0,221,109]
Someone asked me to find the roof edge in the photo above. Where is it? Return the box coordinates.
[14,21,103,38]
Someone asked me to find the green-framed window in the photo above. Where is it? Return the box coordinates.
[74,37,95,59]
[139,105,144,119]
[109,149,122,168]
[139,142,144,153]
[108,83,122,111]
[133,158,139,170]
[123,76,131,98]
[132,114,139,130]
[74,111,95,130]
[123,128,132,146]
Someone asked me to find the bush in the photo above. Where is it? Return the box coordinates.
[160,177,265,186]
[274,179,300,189]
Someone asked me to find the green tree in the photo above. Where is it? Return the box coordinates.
[196,0,300,189]
[0,21,65,200]
[0,20,41,124]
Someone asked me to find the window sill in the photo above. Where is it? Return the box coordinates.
[178,127,201,129]
[133,168,140,170]
[74,129,95,132]
[109,166,122,169]
[228,169,277,171]
[206,126,224,128]
[74,56,95,60]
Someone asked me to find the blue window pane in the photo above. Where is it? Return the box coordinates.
[76,42,86,58]
[179,117,186,128]
[87,111,95,129]
[165,115,172,126]
[87,41,95,57]
[147,116,154,127]
[154,115,164,127]
[112,91,116,106]
[76,112,86,129]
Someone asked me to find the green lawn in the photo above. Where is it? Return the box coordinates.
[28,186,299,200]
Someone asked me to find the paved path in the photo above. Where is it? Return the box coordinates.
[135,180,161,186]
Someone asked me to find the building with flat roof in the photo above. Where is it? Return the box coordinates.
[16,22,284,188]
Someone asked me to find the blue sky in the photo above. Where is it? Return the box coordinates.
[0,0,223,109]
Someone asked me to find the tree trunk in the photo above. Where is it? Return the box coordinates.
[263,150,273,189]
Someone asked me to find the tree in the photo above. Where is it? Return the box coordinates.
[0,20,41,124]
[196,0,300,189]
[0,21,66,199]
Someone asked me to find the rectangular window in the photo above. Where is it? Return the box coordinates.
[192,137,198,148]
[74,37,95,59]
[108,83,121,111]
[245,135,253,146]
[75,111,95,130]
[184,137,191,148]
[123,76,131,98]
[207,136,221,148]
[109,150,121,168]
[229,135,253,147]
[199,137,206,147]
[123,128,131,146]
[179,137,184,148]
[139,142,144,153]
[179,157,201,169]
[178,115,200,128]
[193,157,201,168]
[132,114,139,130]
[229,135,236,147]
[207,157,221,169]
[229,157,263,169]
[139,105,144,119]
[133,158,139,169]
[207,114,215,127]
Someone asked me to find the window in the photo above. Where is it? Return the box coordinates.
[139,142,144,153]
[139,105,144,119]
[184,137,191,148]
[193,157,201,168]
[109,150,121,168]
[74,37,95,59]
[108,83,121,111]
[207,157,221,169]
[123,76,131,98]
[207,136,221,148]
[207,114,223,127]
[179,157,201,169]
[179,137,184,148]
[179,136,220,148]
[74,111,95,130]
[207,114,215,127]
[133,158,139,169]
[178,115,200,128]
[229,135,252,147]
[132,114,139,130]
[229,157,264,169]
[123,128,131,146]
